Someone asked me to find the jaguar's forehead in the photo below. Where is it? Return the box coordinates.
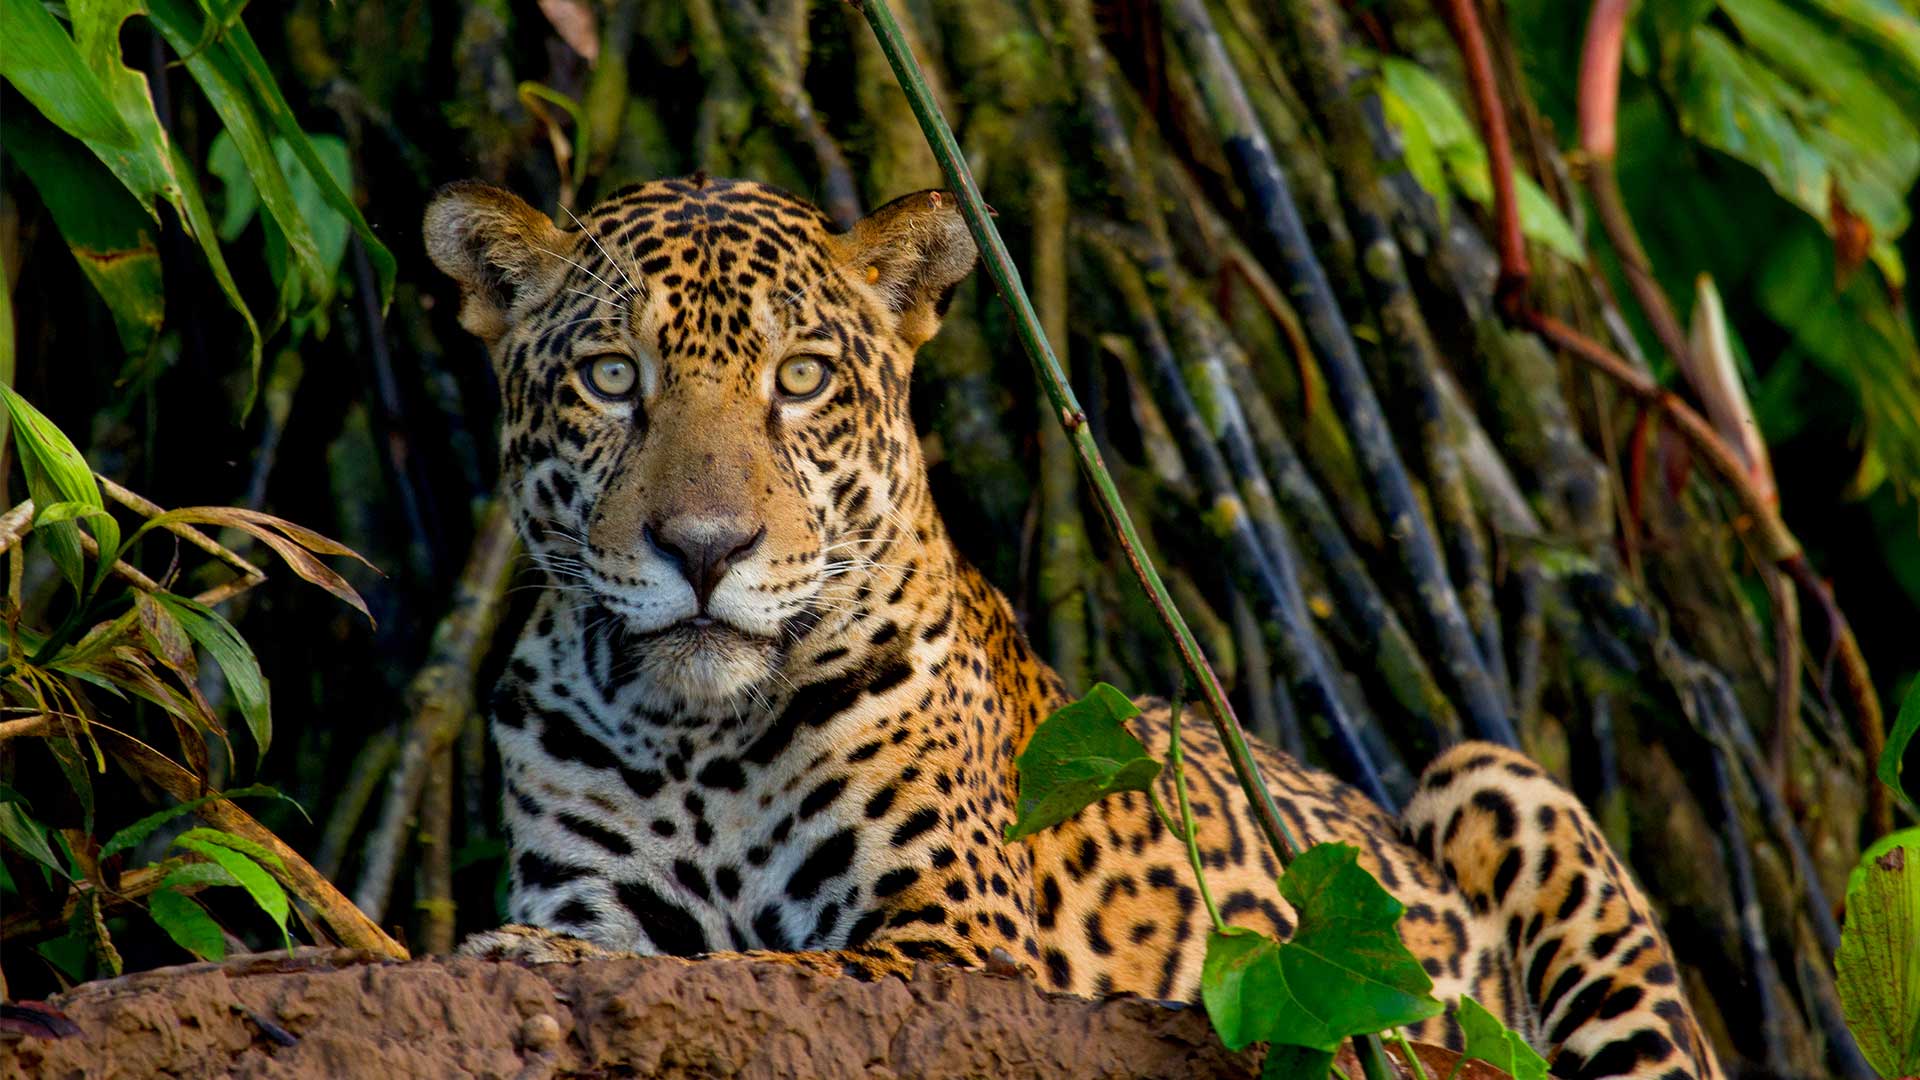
[560,177,851,368]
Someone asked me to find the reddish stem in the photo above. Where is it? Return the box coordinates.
[1438,0,1527,317]
[1577,0,1629,161]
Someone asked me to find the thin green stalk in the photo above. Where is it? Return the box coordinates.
[857,0,1299,862]
[1388,1027,1432,1080]
[1167,695,1224,930]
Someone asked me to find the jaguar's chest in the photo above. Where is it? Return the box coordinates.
[489,603,1022,955]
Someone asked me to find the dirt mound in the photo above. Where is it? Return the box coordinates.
[4,948,1255,1078]
[5,950,1505,1078]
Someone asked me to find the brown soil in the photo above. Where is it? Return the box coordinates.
[2,949,1502,1079]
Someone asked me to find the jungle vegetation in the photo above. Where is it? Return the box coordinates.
[1,1,1917,1077]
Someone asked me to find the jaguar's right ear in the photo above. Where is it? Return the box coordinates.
[423,181,568,343]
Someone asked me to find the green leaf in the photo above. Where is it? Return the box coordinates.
[171,830,290,948]
[1836,831,1920,1079]
[151,592,272,764]
[33,501,115,527]
[0,383,117,595]
[1448,158,1585,262]
[1456,995,1550,1080]
[1375,57,1583,260]
[1755,226,1920,496]
[1676,19,1916,285]
[1883,680,1919,820]
[1005,683,1161,841]
[0,801,67,877]
[172,826,285,872]
[1,108,165,359]
[144,0,327,323]
[1201,844,1443,1053]
[1260,1043,1335,1080]
[99,783,291,861]
[215,16,394,310]
[161,860,243,890]
[148,888,227,961]
[0,0,177,215]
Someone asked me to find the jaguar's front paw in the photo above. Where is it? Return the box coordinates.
[457,924,624,964]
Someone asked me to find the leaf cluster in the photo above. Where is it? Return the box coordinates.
[0,386,366,981]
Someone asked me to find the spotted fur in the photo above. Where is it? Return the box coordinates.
[423,176,1724,1079]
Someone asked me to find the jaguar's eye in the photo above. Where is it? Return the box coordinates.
[776,356,829,399]
[582,355,637,399]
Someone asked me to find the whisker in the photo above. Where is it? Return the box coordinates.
[559,204,646,304]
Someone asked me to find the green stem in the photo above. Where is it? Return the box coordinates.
[1166,695,1224,930]
[1389,1027,1432,1080]
[856,0,1299,863]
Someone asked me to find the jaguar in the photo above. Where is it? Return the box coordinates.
[423,174,1724,1080]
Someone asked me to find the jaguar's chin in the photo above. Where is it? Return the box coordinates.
[630,618,781,709]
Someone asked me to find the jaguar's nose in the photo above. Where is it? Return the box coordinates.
[645,516,766,609]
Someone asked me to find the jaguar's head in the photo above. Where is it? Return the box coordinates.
[425,176,975,712]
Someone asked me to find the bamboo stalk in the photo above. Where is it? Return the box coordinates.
[1086,228,1393,808]
[1164,0,1516,748]
[1031,153,1090,691]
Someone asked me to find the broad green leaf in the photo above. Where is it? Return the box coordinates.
[208,130,261,241]
[1378,76,1451,227]
[1456,995,1549,1080]
[0,383,117,594]
[210,131,355,340]
[0,0,175,214]
[1836,832,1920,1079]
[172,826,285,872]
[1,108,165,358]
[1005,683,1160,841]
[1448,158,1585,262]
[152,592,272,764]
[171,830,290,948]
[1677,21,1915,286]
[1756,226,1920,497]
[1883,680,1919,820]
[1201,844,1443,1053]
[99,784,290,861]
[148,888,227,961]
[1851,830,1920,913]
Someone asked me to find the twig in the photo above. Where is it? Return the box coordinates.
[1435,0,1525,316]
[315,729,399,881]
[0,714,52,740]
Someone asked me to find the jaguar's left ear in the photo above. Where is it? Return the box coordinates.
[840,190,979,348]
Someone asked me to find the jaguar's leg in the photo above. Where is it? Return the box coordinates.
[1403,743,1725,1080]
